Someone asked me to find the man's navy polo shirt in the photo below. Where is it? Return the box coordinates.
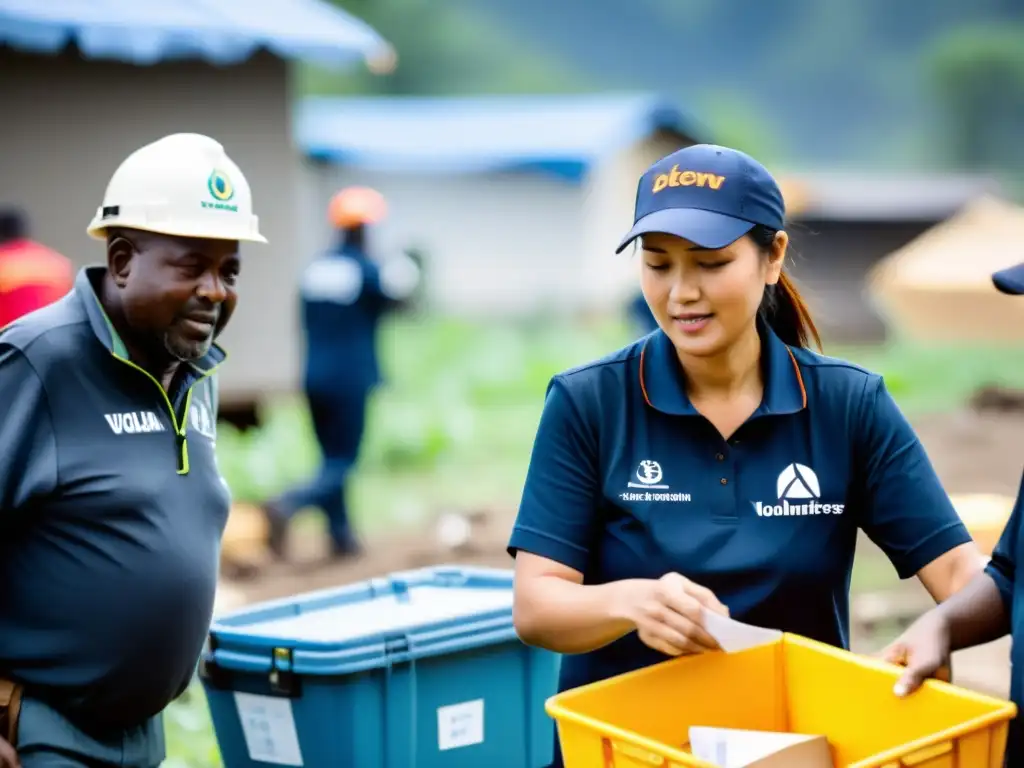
[508,323,973,696]
[0,267,230,733]
[984,479,1022,766]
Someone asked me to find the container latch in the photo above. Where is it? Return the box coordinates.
[269,647,302,698]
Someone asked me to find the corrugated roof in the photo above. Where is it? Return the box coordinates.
[295,93,701,181]
[0,0,389,67]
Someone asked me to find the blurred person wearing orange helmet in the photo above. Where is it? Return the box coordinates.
[0,209,73,329]
[261,186,421,562]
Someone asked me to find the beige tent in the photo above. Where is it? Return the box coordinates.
[867,196,1024,341]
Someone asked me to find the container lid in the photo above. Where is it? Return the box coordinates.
[206,566,518,676]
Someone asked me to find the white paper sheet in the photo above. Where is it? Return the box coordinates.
[702,608,782,653]
[690,726,827,768]
[233,692,304,766]
[437,698,485,750]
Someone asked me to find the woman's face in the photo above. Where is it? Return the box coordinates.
[639,230,786,358]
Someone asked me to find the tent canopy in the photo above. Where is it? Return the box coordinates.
[867,195,1024,342]
[869,195,1024,292]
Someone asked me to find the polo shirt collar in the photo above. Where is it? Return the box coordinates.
[639,319,807,417]
[75,266,227,373]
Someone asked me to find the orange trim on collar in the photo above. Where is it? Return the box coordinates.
[786,347,808,409]
[639,340,653,407]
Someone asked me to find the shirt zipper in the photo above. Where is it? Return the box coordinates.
[110,353,220,475]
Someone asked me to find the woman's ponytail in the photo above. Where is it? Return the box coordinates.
[751,225,822,351]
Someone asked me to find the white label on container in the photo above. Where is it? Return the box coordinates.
[437,698,485,751]
[233,692,304,766]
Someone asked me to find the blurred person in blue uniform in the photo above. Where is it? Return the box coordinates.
[883,261,1024,768]
[263,186,421,562]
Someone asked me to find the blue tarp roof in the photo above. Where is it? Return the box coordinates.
[0,0,389,67]
[295,93,701,182]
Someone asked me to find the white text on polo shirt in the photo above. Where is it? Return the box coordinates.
[621,491,693,503]
[189,401,216,440]
[104,411,166,435]
[621,460,692,503]
[754,499,844,517]
[754,463,845,517]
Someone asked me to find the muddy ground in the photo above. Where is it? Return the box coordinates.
[218,406,1023,698]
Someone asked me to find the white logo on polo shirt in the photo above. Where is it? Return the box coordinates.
[630,459,665,489]
[754,463,845,517]
[620,459,692,503]
[104,410,166,435]
[189,400,217,441]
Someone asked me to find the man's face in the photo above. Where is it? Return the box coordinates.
[109,229,241,361]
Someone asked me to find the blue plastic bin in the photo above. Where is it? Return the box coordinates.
[199,565,559,768]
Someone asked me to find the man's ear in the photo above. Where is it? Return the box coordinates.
[106,233,135,288]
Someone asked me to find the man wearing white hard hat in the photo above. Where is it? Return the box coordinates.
[0,133,264,767]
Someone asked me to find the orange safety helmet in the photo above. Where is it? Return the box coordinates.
[327,186,387,229]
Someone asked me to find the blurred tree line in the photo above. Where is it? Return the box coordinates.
[300,0,1024,190]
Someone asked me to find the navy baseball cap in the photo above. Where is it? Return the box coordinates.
[992,263,1024,295]
[616,144,785,253]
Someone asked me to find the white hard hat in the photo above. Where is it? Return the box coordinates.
[87,133,267,244]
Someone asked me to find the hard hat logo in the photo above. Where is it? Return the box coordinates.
[207,170,235,203]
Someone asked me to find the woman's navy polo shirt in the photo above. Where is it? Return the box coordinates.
[508,324,973,696]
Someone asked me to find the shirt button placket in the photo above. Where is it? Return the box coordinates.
[714,443,738,519]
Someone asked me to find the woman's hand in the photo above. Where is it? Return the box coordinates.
[616,572,730,657]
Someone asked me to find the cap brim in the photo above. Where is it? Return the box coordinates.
[615,208,755,254]
[993,263,1024,295]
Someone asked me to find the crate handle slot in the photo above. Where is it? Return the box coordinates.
[896,740,954,766]
[601,737,668,768]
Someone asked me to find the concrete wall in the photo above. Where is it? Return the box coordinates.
[0,47,303,403]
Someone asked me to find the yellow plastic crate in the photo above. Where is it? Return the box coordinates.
[546,633,1016,768]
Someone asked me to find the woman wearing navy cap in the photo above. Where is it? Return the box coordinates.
[507,144,986,766]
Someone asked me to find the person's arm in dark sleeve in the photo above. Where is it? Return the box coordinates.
[508,376,601,571]
[983,478,1019,624]
[0,345,58,511]
[508,377,638,653]
[886,496,1013,690]
[934,488,1016,651]
[856,376,983,601]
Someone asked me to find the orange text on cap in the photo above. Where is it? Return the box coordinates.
[652,166,726,193]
